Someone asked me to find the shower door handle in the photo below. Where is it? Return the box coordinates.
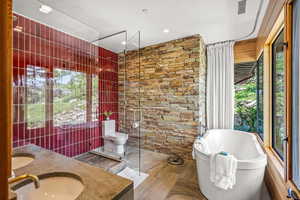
[131,109,143,129]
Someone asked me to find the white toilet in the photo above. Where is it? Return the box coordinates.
[102,120,128,155]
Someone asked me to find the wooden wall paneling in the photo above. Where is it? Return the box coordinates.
[256,0,286,57]
[234,38,257,63]
[0,0,13,199]
[264,148,288,200]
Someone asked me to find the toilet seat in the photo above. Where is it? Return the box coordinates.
[103,132,128,145]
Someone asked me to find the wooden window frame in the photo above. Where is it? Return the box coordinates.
[271,29,286,160]
[259,2,300,198]
[256,53,264,139]
[263,8,285,170]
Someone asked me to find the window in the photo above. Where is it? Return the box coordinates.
[26,67,99,129]
[271,30,286,159]
[53,69,87,126]
[92,75,99,121]
[257,54,264,139]
[26,66,47,129]
[234,70,256,133]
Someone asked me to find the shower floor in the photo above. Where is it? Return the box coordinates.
[75,145,207,200]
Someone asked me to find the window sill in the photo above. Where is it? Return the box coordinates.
[254,132,285,178]
[254,132,300,199]
[253,133,287,200]
[265,147,284,178]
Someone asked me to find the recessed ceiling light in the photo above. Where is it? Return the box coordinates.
[39,5,53,14]
[163,29,170,33]
[121,41,126,45]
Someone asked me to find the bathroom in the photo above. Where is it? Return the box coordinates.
[1,0,300,199]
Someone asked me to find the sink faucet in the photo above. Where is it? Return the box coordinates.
[8,174,40,189]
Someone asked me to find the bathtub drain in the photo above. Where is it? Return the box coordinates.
[167,154,184,165]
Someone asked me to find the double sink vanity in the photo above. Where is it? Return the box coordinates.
[9,145,133,200]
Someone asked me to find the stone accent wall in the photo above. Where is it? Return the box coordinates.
[118,35,206,159]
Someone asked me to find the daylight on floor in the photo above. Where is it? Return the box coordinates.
[1,0,300,200]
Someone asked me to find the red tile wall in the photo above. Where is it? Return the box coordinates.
[12,14,118,157]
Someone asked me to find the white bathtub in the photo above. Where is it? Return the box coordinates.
[194,129,267,200]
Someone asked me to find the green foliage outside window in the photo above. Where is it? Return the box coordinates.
[234,76,257,132]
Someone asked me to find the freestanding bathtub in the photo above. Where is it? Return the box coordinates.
[194,129,267,200]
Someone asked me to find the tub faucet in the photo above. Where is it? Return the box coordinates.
[198,124,208,137]
[8,174,40,189]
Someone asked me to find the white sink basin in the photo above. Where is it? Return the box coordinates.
[13,173,84,200]
[12,154,34,170]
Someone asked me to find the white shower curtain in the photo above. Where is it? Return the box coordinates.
[206,41,235,129]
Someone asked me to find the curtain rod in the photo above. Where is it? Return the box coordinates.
[206,0,265,46]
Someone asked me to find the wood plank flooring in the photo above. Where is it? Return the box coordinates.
[76,146,206,200]
[76,146,271,200]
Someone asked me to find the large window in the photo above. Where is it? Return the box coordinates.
[53,69,87,126]
[271,30,286,159]
[257,54,264,139]
[234,71,257,133]
[26,67,100,128]
[26,66,47,129]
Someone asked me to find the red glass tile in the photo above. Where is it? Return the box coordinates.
[30,36,36,52]
[35,38,40,54]
[12,15,119,157]
[30,20,36,36]
[25,52,30,67]
[36,23,41,37]
[13,31,19,49]
[19,51,25,68]
[41,24,47,39]
[13,50,19,67]
[19,33,25,51]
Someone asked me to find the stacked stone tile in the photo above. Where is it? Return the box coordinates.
[118,35,206,159]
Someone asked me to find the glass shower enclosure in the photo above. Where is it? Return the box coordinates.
[91,30,143,174]
[12,0,142,174]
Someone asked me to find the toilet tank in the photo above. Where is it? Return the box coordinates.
[102,120,116,136]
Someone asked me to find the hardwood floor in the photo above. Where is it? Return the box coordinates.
[76,146,206,200]
[136,159,206,200]
[76,146,272,200]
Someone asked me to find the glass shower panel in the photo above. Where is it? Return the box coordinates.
[90,30,143,174]
[123,31,142,173]
[88,31,127,160]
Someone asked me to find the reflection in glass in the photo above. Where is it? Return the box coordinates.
[26,66,47,129]
[53,69,87,126]
[272,30,285,159]
[92,75,99,121]
[257,54,264,139]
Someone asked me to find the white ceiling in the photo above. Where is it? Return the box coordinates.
[13,0,269,52]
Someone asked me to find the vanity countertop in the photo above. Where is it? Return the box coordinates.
[9,144,133,200]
